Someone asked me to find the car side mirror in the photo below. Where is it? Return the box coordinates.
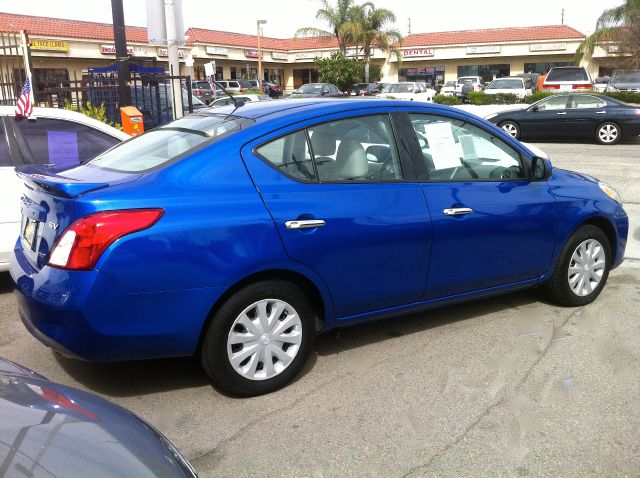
[529,105,539,112]
[531,156,552,180]
[321,90,328,96]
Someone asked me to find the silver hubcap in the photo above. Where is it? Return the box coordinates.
[568,239,606,297]
[501,123,518,137]
[227,299,303,381]
[598,124,618,143]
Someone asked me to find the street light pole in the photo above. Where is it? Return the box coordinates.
[257,20,266,90]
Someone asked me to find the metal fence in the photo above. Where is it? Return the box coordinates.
[42,70,194,130]
[0,31,30,106]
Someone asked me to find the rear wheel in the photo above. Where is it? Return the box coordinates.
[543,225,611,306]
[595,122,621,145]
[200,280,314,396]
[499,121,520,139]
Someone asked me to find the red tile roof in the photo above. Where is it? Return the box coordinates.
[0,11,148,43]
[185,28,338,51]
[401,25,584,47]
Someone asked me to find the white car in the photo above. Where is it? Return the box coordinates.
[439,80,457,96]
[542,66,592,92]
[484,77,533,99]
[0,107,129,272]
[377,82,435,102]
[209,94,272,107]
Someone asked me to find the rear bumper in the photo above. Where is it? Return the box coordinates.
[10,239,224,362]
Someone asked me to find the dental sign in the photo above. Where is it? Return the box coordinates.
[403,49,434,58]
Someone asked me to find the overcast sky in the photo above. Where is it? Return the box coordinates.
[1,0,623,37]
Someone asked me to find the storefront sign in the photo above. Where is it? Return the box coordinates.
[30,40,68,52]
[206,46,228,56]
[295,52,318,60]
[101,44,133,55]
[157,48,186,58]
[244,49,263,58]
[529,43,567,52]
[271,51,288,60]
[466,45,501,54]
[403,49,434,58]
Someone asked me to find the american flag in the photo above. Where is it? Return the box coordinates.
[14,77,34,119]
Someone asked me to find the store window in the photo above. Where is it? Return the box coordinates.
[230,66,258,80]
[457,64,510,83]
[398,67,445,87]
[264,68,283,85]
[293,69,319,89]
[523,62,573,74]
[194,65,222,80]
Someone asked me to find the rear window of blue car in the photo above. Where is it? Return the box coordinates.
[88,114,253,173]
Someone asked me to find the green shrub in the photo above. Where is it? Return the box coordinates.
[523,91,553,104]
[316,52,363,91]
[434,94,462,106]
[64,100,122,130]
[599,91,640,104]
[467,92,519,105]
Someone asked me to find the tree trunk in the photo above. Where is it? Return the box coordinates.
[364,55,370,83]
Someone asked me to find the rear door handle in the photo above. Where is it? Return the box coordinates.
[443,208,473,216]
[285,219,326,229]
[556,112,567,115]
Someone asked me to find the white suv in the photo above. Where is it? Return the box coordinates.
[542,66,592,92]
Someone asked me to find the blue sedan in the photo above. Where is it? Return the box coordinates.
[10,99,628,396]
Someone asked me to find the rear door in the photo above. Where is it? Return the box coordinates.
[564,95,608,137]
[401,108,557,298]
[241,110,432,319]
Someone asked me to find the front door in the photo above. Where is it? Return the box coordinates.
[404,110,557,299]
[241,111,432,318]
[519,95,571,137]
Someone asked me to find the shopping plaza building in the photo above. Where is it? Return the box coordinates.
[0,12,618,94]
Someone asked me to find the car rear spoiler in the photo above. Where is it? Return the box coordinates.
[15,165,109,198]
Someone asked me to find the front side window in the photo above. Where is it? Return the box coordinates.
[89,114,253,173]
[535,96,569,111]
[15,118,120,166]
[409,114,526,181]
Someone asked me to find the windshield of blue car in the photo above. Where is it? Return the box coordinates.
[296,84,323,94]
[546,68,589,82]
[383,84,413,93]
[610,71,640,83]
[87,114,254,173]
[487,79,523,89]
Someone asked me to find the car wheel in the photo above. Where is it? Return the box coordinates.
[543,225,611,307]
[200,280,314,396]
[499,121,520,139]
[595,122,621,145]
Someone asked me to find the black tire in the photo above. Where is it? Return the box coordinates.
[595,122,621,145]
[543,225,611,307]
[499,121,520,139]
[200,280,315,396]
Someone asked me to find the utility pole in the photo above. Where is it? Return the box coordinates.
[407,18,411,35]
[164,0,183,119]
[561,8,565,25]
[111,0,131,106]
[257,20,267,89]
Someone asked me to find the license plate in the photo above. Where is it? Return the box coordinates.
[22,218,38,251]
[560,84,573,91]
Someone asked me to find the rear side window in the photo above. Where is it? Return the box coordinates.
[89,114,254,173]
[546,68,589,82]
[256,130,315,181]
[15,118,120,166]
[570,95,606,109]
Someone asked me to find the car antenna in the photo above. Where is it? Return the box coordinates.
[212,80,244,109]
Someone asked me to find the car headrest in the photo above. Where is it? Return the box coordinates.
[336,139,368,179]
[310,131,337,157]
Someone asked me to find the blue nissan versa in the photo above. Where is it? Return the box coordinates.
[10,99,628,396]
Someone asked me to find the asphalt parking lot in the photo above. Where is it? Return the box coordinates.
[0,139,638,477]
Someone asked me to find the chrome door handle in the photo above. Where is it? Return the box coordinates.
[556,112,567,115]
[443,208,473,216]
[285,219,326,229]
[595,111,606,114]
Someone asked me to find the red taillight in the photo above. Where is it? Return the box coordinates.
[544,84,559,90]
[573,84,591,89]
[239,88,245,93]
[47,209,164,271]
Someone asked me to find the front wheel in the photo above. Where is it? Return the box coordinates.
[543,225,611,306]
[200,281,315,396]
[499,121,520,139]
[596,122,621,145]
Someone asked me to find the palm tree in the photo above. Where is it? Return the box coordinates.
[575,0,640,69]
[295,0,357,53]
[341,3,402,82]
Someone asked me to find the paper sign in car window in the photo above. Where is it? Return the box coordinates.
[47,131,79,166]
[458,134,479,160]
[422,122,461,170]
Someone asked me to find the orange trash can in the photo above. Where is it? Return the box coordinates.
[120,106,144,137]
